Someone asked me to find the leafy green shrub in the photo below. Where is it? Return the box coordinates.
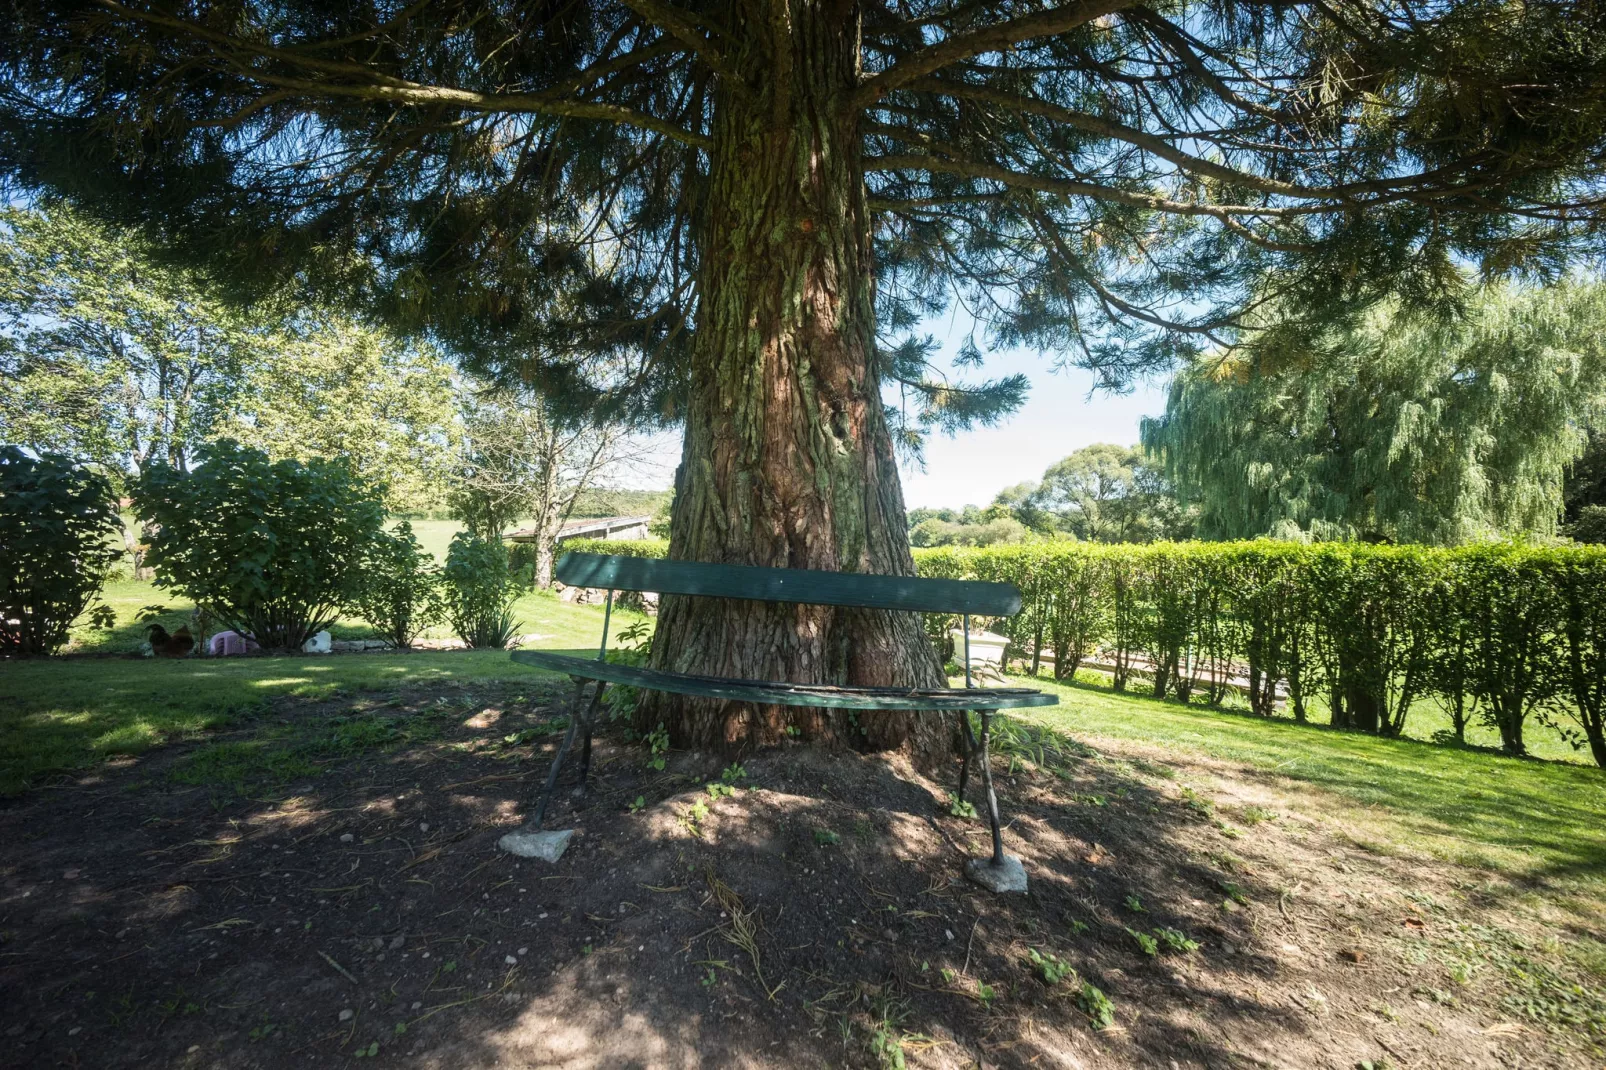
[0,447,122,654]
[352,522,442,648]
[441,531,520,649]
[133,440,386,651]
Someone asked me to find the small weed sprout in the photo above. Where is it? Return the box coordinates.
[813,827,841,847]
[1179,786,1214,818]
[947,792,977,819]
[1123,894,1146,913]
[1028,948,1074,985]
[719,763,747,784]
[940,967,958,984]
[1218,880,1250,906]
[644,722,670,771]
[627,795,645,814]
[1154,927,1200,954]
[869,1028,905,1070]
[680,800,710,837]
[976,981,996,1007]
[1126,928,1159,957]
[1077,981,1116,1029]
[706,781,736,799]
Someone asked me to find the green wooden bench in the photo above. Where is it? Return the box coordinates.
[505,552,1057,889]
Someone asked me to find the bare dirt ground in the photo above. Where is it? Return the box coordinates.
[1,681,1601,1069]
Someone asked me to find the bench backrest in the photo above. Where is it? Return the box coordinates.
[555,552,1020,616]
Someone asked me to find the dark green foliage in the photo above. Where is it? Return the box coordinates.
[441,533,521,650]
[0,447,121,654]
[1564,431,1606,524]
[1569,505,1606,545]
[5,1,1606,428]
[1554,554,1606,769]
[132,440,386,651]
[352,522,443,649]
[569,488,669,520]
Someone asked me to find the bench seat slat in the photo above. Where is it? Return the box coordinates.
[555,553,1021,616]
[510,650,1058,712]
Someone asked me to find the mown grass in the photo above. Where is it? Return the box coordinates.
[64,568,627,655]
[1,586,641,794]
[1020,671,1606,890]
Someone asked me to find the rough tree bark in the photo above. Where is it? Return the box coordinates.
[640,0,951,767]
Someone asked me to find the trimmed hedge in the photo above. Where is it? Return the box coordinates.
[559,538,1606,766]
[559,537,670,560]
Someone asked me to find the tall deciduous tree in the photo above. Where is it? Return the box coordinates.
[215,317,457,514]
[6,1,1606,759]
[449,385,646,587]
[0,204,458,513]
[1143,284,1606,544]
[1022,443,1190,543]
[0,203,258,476]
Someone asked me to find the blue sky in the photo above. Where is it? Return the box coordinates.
[897,346,1169,510]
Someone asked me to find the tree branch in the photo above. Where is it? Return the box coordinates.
[853,0,1142,106]
[866,153,1304,219]
[615,0,747,89]
[96,0,710,149]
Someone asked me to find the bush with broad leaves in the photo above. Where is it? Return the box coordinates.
[134,440,385,651]
[0,447,122,654]
[352,521,443,648]
[442,531,521,649]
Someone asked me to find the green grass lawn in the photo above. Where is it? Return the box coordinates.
[3,586,642,794]
[1019,672,1606,892]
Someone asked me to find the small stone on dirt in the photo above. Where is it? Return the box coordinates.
[504,955,518,965]
[389,935,405,950]
[338,1009,353,1022]
[964,854,1028,894]
[517,947,528,956]
[419,822,430,832]
[339,833,354,843]
[498,828,574,862]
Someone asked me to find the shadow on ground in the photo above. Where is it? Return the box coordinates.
[0,680,1597,1068]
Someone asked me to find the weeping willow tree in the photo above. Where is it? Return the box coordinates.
[1143,283,1606,544]
[5,1,1606,759]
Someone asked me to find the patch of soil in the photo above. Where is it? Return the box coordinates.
[0,682,1599,1069]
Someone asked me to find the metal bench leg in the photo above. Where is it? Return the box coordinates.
[531,678,588,828]
[573,683,607,796]
[977,709,1006,866]
[958,711,979,802]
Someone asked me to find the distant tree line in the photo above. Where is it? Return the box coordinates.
[910,442,1192,547]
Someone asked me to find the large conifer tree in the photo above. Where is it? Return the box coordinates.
[4,0,1606,758]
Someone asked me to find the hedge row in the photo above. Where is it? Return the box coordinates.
[565,538,1606,766]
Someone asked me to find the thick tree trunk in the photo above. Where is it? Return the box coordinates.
[641,0,949,767]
